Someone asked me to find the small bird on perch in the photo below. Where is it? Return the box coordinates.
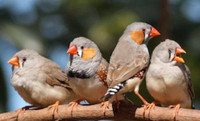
[66,37,109,112]
[146,39,195,120]
[8,49,78,117]
[102,22,160,115]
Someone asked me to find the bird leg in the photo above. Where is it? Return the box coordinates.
[115,95,120,111]
[47,101,60,119]
[168,103,181,120]
[68,99,83,113]
[134,91,149,105]
[101,100,110,116]
[134,91,149,117]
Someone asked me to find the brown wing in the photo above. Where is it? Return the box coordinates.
[183,65,195,100]
[107,40,149,87]
[41,58,71,89]
[97,58,109,87]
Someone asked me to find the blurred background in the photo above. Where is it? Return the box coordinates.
[0,0,200,113]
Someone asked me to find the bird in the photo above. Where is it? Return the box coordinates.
[146,39,195,119]
[103,22,160,114]
[8,49,78,117]
[66,37,109,111]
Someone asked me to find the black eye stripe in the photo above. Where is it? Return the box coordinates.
[168,49,171,59]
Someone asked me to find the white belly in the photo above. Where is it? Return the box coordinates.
[12,79,76,107]
[146,65,191,108]
[69,77,107,104]
[119,77,143,94]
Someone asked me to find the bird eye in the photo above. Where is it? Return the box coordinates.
[23,58,26,62]
[81,46,84,49]
[142,29,146,32]
[21,57,27,67]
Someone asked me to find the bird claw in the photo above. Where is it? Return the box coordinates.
[168,104,181,120]
[142,102,150,117]
[68,99,83,114]
[47,101,60,118]
[146,102,157,117]
[101,101,110,116]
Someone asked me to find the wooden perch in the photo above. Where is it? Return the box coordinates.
[0,101,200,121]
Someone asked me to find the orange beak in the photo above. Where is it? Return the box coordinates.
[175,47,186,54]
[67,44,77,55]
[8,55,19,66]
[149,27,160,37]
[173,47,186,63]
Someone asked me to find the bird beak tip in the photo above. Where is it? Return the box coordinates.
[8,55,19,66]
[174,57,185,63]
[176,47,186,54]
[67,45,77,55]
[150,27,160,37]
[174,47,186,63]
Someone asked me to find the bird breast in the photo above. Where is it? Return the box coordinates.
[146,63,191,108]
[68,76,107,104]
[11,72,75,107]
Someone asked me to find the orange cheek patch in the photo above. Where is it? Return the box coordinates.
[130,30,144,45]
[82,48,96,60]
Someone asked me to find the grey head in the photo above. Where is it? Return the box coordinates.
[151,39,186,64]
[66,37,102,78]
[8,49,42,73]
[122,22,160,45]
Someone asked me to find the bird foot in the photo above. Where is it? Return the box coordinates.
[146,101,158,117]
[68,99,83,114]
[168,104,181,120]
[47,101,60,118]
[101,101,110,116]
[134,91,150,118]
[142,102,150,118]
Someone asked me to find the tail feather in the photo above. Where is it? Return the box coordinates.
[104,82,126,101]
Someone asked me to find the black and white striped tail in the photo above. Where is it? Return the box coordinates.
[104,82,126,101]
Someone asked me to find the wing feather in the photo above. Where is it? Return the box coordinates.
[107,39,149,87]
[183,65,195,100]
[41,58,71,89]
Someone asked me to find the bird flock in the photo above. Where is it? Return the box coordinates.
[8,22,194,120]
